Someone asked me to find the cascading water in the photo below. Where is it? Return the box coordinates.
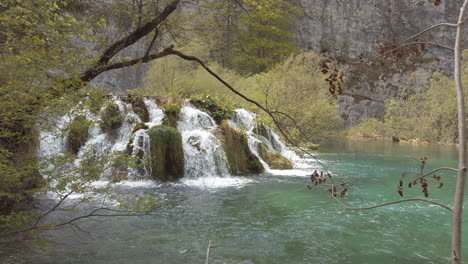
[38,96,298,182]
[127,99,165,179]
[177,104,230,178]
[228,109,300,171]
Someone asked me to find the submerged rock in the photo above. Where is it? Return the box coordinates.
[147,125,184,181]
[219,121,264,174]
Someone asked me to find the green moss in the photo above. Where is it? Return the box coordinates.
[219,121,264,174]
[125,94,149,122]
[131,123,149,135]
[147,126,184,181]
[161,103,181,128]
[189,94,234,124]
[257,143,293,170]
[67,115,90,154]
[100,103,123,131]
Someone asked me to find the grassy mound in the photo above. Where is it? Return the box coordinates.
[219,121,264,174]
[147,126,184,181]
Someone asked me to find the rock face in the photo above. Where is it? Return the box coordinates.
[91,1,465,126]
[292,0,464,126]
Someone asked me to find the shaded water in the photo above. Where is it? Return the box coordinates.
[9,141,468,263]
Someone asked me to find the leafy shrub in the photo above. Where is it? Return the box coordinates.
[190,94,234,124]
[67,115,90,154]
[100,103,123,131]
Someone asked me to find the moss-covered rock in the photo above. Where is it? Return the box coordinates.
[125,94,149,122]
[147,126,184,181]
[219,121,264,174]
[190,94,234,124]
[257,143,293,170]
[131,123,149,135]
[100,103,123,131]
[67,115,90,154]
[161,103,181,128]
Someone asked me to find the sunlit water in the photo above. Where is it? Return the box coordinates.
[3,141,467,264]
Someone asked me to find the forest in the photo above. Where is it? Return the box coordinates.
[0,0,467,263]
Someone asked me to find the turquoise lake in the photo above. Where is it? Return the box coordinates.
[4,140,467,264]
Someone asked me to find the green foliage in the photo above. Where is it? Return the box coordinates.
[82,88,109,114]
[219,121,264,174]
[0,0,100,212]
[1,150,159,244]
[161,103,181,114]
[231,0,302,74]
[67,115,90,154]
[257,52,342,144]
[257,143,293,169]
[0,149,43,214]
[100,103,124,131]
[125,94,149,122]
[349,70,468,144]
[347,118,388,139]
[147,126,184,181]
[161,103,181,128]
[142,50,341,145]
[190,94,234,124]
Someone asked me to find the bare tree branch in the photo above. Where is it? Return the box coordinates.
[80,46,175,82]
[144,27,160,59]
[96,0,180,66]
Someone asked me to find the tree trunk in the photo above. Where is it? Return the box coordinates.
[451,1,468,263]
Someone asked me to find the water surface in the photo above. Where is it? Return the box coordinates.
[6,141,468,264]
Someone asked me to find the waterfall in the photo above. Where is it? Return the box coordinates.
[127,99,165,180]
[177,104,230,178]
[228,109,299,171]
[128,129,152,179]
[38,96,298,182]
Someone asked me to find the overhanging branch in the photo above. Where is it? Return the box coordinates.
[96,0,180,66]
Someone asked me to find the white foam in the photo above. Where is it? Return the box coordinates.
[267,169,311,177]
[180,177,254,189]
